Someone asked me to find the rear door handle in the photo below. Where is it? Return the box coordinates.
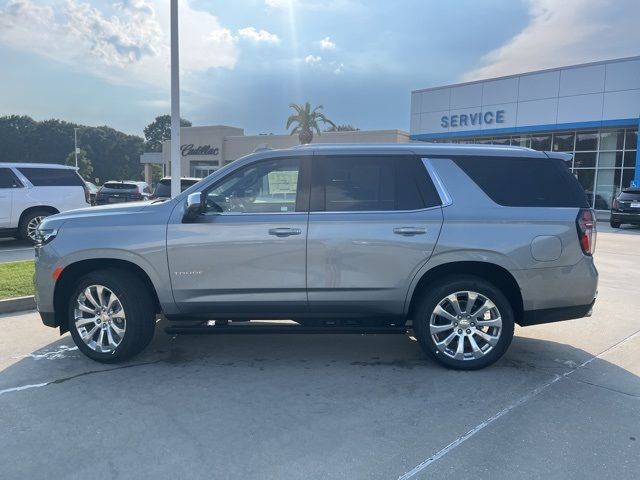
[268,227,302,237]
[393,227,426,236]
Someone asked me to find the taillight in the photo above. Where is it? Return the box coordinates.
[576,208,596,256]
[611,197,619,210]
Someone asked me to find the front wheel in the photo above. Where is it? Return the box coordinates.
[68,270,156,363]
[610,220,621,228]
[412,276,515,370]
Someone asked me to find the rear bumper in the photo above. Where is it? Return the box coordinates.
[519,298,596,326]
[611,211,640,224]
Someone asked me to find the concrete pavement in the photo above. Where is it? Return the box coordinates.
[0,226,639,479]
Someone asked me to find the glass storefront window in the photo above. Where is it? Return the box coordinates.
[552,132,575,151]
[625,129,638,150]
[622,169,636,189]
[475,138,492,144]
[594,169,621,210]
[492,137,510,145]
[624,151,637,169]
[530,134,551,151]
[575,131,598,151]
[573,152,597,168]
[597,151,623,168]
[574,169,595,207]
[510,136,530,147]
[599,130,624,151]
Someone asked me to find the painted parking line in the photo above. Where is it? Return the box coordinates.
[0,248,33,253]
[396,328,640,480]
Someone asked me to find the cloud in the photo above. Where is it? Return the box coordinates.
[264,0,293,8]
[238,27,280,44]
[334,63,344,74]
[0,0,239,88]
[319,36,335,50]
[463,0,640,81]
[304,54,321,64]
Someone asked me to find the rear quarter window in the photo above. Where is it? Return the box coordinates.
[18,167,84,187]
[451,156,589,208]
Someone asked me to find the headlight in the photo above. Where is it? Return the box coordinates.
[35,226,58,245]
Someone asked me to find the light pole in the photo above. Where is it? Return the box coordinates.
[170,0,181,199]
[74,128,79,168]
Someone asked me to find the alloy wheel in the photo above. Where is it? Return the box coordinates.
[26,215,46,241]
[429,290,502,361]
[74,285,127,353]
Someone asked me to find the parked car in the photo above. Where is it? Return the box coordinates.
[0,163,89,243]
[34,144,598,369]
[610,187,640,228]
[95,181,151,205]
[85,181,99,206]
[150,177,201,200]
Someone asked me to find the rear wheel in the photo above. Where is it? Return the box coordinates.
[413,276,514,370]
[67,269,156,363]
[610,220,621,228]
[19,209,52,244]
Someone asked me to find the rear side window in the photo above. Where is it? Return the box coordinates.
[312,156,441,212]
[18,167,84,187]
[451,156,589,208]
[0,168,23,188]
[103,183,137,190]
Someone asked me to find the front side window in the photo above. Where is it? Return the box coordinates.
[204,158,302,214]
[0,168,23,188]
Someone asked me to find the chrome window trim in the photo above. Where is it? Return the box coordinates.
[421,158,453,207]
[308,205,442,215]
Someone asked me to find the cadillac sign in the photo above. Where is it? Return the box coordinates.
[180,144,219,157]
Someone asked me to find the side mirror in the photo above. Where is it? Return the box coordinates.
[183,192,203,221]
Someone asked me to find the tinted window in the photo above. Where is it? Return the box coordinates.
[18,167,83,187]
[452,156,589,208]
[317,156,395,211]
[313,156,440,212]
[154,180,171,197]
[0,168,22,188]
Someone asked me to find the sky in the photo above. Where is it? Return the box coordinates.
[0,0,639,137]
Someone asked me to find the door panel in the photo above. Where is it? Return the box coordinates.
[166,156,310,317]
[306,154,444,317]
[0,168,18,228]
[307,209,443,316]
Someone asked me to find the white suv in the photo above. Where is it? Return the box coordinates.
[0,163,89,243]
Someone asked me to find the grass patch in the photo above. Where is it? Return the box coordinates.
[0,261,35,300]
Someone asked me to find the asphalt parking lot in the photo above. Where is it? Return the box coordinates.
[1,225,639,480]
[0,237,33,263]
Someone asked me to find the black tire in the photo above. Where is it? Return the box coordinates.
[19,209,52,244]
[610,220,621,228]
[412,275,515,370]
[67,269,156,363]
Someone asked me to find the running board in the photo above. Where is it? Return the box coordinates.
[165,324,408,335]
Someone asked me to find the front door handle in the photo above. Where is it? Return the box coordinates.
[393,227,426,236]
[268,227,302,237]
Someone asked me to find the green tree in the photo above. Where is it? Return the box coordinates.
[286,102,335,144]
[325,124,359,132]
[143,115,192,152]
[65,149,93,179]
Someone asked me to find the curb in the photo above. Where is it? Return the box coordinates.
[0,296,36,315]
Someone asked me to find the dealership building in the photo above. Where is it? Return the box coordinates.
[145,56,639,211]
[410,56,640,210]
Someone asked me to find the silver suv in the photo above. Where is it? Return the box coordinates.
[34,144,598,369]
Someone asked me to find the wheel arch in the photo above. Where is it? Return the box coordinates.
[19,205,60,224]
[406,261,524,325]
[53,258,161,333]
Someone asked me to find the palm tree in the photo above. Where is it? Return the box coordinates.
[286,102,336,144]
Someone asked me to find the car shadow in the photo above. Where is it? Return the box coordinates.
[1,319,638,392]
